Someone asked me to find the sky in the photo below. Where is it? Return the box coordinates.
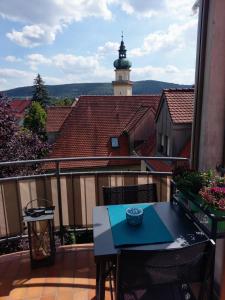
[0,0,199,91]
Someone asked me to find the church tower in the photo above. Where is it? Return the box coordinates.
[112,34,133,96]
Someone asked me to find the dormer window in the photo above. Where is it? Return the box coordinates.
[111,137,119,148]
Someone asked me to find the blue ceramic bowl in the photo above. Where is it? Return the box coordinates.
[126,207,144,226]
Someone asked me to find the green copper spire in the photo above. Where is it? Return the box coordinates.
[113,33,132,70]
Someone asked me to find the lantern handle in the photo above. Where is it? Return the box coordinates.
[24,198,55,216]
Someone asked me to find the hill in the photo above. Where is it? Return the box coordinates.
[2,80,191,98]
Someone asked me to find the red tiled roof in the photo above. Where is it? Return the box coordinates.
[147,160,173,172]
[46,106,72,133]
[48,95,160,169]
[123,106,150,132]
[135,134,172,172]
[135,133,156,157]
[9,99,32,121]
[156,89,194,124]
[10,99,31,113]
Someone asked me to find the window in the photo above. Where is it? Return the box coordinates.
[119,75,122,81]
[111,137,119,148]
[158,134,170,155]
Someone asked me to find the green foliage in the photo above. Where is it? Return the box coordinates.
[54,97,74,106]
[172,166,207,194]
[24,102,47,138]
[32,74,49,107]
[61,227,93,245]
[0,100,50,177]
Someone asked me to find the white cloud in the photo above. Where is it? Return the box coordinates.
[0,0,114,24]
[27,53,52,70]
[0,0,198,47]
[4,55,22,63]
[117,0,196,19]
[130,19,197,57]
[97,41,119,56]
[120,0,164,17]
[0,0,115,47]
[25,52,112,83]
[0,68,35,90]
[133,64,195,84]
[166,0,196,20]
[0,67,72,90]
[52,54,99,70]
[6,24,61,48]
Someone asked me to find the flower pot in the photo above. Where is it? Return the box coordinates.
[177,191,188,209]
[187,192,203,213]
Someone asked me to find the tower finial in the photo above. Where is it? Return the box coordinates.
[121,31,123,41]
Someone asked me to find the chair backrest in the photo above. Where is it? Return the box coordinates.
[103,183,158,205]
[116,240,215,300]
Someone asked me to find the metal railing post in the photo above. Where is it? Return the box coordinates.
[56,161,64,245]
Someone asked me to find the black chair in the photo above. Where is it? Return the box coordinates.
[115,240,215,300]
[103,183,158,205]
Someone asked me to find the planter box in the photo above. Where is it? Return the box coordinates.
[172,189,225,239]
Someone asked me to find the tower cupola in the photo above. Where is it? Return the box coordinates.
[113,35,132,70]
[112,34,133,96]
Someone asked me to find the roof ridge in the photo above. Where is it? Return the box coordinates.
[79,95,160,99]
[48,106,72,109]
[164,88,194,92]
[123,105,151,133]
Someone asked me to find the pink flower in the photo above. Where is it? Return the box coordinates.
[218,199,225,210]
[199,185,225,211]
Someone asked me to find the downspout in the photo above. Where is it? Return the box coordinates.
[191,0,210,170]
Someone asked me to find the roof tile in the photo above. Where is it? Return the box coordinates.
[48,95,160,169]
[164,88,194,124]
[46,106,72,132]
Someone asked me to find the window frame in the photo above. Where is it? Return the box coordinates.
[111,137,120,149]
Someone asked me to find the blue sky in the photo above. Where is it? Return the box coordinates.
[0,0,198,90]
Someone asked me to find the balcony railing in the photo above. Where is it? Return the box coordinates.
[0,156,188,244]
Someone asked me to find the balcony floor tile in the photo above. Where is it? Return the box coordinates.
[0,244,111,300]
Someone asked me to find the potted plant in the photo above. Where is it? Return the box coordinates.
[172,166,225,234]
[199,186,225,211]
[172,166,208,211]
[198,185,225,232]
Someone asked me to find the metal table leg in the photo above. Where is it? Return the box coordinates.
[96,261,106,300]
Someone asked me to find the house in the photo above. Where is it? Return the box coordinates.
[9,98,32,125]
[155,88,194,157]
[135,88,194,172]
[48,95,160,170]
[46,106,73,144]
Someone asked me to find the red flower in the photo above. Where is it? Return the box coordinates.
[218,199,225,210]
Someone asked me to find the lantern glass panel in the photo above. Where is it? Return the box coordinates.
[30,220,52,260]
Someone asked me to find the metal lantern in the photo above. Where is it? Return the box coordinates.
[23,199,55,268]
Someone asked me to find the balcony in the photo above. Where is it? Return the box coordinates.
[1,156,213,300]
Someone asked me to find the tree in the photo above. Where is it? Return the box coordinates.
[0,100,50,177]
[32,74,49,107]
[54,97,74,106]
[24,101,47,138]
